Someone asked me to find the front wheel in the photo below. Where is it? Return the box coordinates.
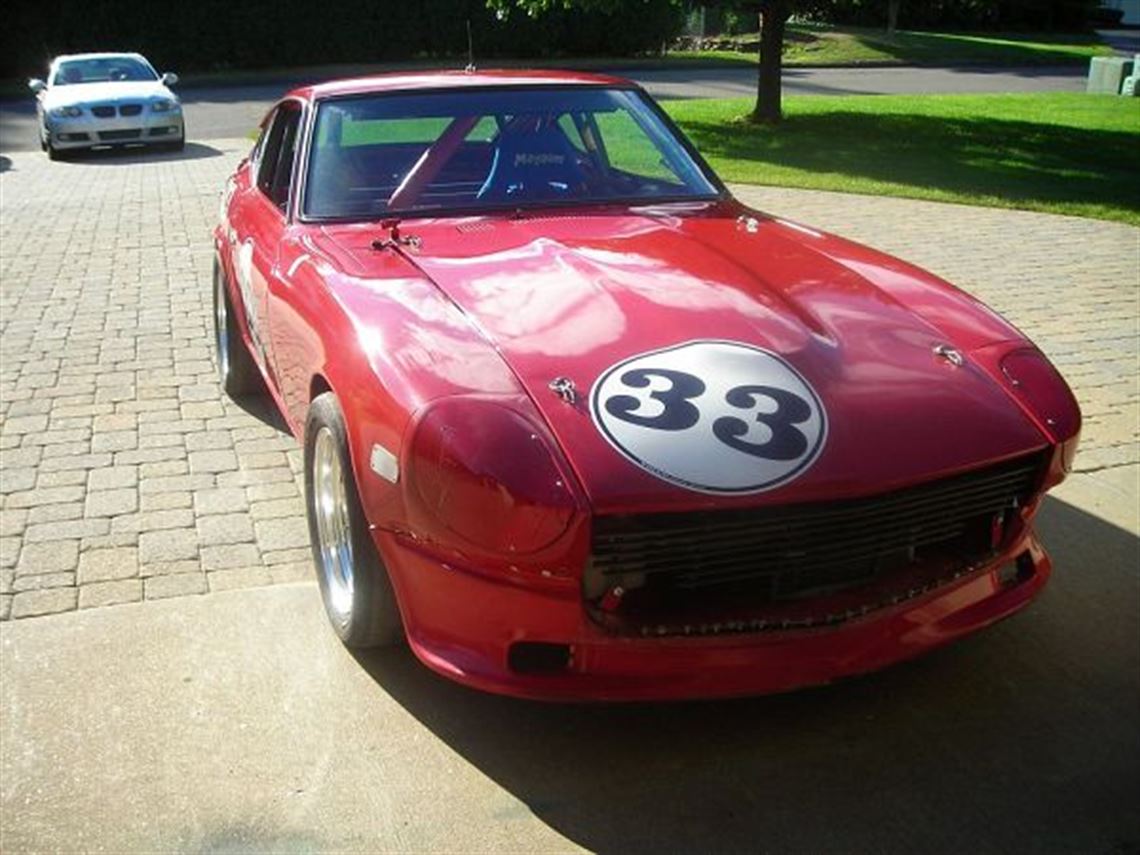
[305,392,404,648]
[162,127,185,152]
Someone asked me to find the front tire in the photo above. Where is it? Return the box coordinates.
[163,127,185,152]
[213,260,260,398]
[305,392,404,648]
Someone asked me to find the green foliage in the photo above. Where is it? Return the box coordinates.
[4,0,685,79]
[796,0,1103,31]
[666,93,1140,224]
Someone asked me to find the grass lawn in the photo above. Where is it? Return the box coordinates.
[670,24,1115,67]
[665,93,1140,225]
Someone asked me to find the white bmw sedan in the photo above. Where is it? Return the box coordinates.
[29,52,185,159]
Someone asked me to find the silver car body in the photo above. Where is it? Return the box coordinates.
[32,52,185,155]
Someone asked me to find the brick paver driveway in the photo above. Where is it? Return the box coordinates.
[1,143,1137,621]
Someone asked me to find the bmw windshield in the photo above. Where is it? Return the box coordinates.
[303,86,721,220]
[52,56,158,85]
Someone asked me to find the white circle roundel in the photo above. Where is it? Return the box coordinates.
[590,340,827,495]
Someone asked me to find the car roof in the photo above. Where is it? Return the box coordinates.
[292,69,634,102]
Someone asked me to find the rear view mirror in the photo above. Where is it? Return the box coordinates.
[28,78,46,94]
[161,72,179,86]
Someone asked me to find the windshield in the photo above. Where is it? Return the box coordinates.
[52,57,158,86]
[303,86,719,219]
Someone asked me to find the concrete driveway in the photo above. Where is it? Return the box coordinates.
[0,64,1087,153]
[0,141,1137,852]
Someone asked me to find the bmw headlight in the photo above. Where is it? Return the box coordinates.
[50,105,83,118]
[151,99,179,113]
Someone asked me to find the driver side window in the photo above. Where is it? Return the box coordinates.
[256,102,303,212]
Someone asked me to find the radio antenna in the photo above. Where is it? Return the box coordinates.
[465,19,476,72]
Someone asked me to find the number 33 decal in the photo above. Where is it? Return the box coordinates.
[591,341,827,494]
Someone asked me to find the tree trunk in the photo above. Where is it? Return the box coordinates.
[887,0,900,34]
[752,0,789,125]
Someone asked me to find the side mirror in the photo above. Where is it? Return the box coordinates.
[28,79,46,94]
[161,72,179,87]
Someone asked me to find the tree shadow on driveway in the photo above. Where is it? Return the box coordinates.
[354,494,1139,853]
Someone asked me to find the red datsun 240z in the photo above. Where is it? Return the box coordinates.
[213,71,1080,700]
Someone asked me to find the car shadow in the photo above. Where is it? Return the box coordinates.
[227,388,290,435]
[0,155,10,173]
[353,493,1139,853]
[61,141,225,165]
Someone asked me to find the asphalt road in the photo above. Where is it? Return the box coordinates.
[0,64,1087,154]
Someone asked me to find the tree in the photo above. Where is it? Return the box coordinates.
[750,1,792,124]
[490,0,800,124]
[887,0,901,33]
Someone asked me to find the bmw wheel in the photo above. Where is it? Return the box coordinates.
[213,260,260,397]
[305,392,404,648]
[163,127,185,153]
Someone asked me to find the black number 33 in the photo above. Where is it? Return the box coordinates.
[606,370,814,460]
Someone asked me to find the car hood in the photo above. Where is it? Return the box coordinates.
[325,203,1046,513]
[43,80,174,107]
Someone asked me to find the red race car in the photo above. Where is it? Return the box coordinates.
[213,70,1080,701]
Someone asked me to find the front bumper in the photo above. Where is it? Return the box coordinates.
[376,526,1052,702]
[46,111,183,150]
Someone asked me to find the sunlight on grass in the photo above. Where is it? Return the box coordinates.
[666,93,1140,224]
[670,24,1114,67]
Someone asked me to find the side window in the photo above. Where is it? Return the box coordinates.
[595,109,682,184]
[256,103,303,211]
[557,114,587,153]
[250,114,273,164]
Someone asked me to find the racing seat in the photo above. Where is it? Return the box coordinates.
[477,116,584,203]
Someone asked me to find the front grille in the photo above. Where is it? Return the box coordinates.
[98,130,142,141]
[119,104,142,117]
[589,452,1046,632]
[92,105,115,118]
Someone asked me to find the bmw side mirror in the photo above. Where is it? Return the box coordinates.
[161,72,179,86]
[28,78,46,94]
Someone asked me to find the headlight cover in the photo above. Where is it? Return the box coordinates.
[50,105,83,118]
[408,397,577,556]
[151,99,179,113]
[1000,348,1081,442]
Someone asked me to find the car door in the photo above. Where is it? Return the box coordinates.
[226,100,303,386]
[265,108,330,430]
